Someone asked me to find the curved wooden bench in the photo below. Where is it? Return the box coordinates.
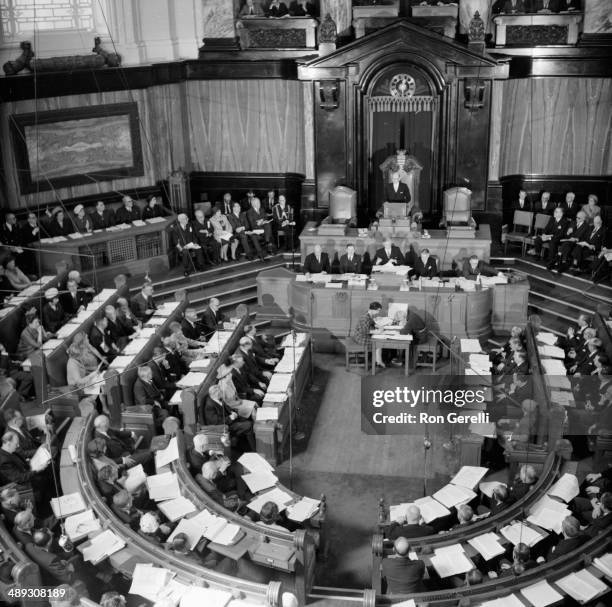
[71,413,283,606]
[172,430,319,605]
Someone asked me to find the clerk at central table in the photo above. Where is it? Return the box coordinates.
[373,238,404,266]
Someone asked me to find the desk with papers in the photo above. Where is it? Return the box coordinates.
[171,432,321,605]
[254,332,312,466]
[73,413,283,607]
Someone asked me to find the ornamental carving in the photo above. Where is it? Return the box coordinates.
[468,11,485,42]
[248,28,307,48]
[506,25,568,45]
[318,13,337,44]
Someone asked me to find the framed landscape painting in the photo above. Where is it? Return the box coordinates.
[11,102,144,194]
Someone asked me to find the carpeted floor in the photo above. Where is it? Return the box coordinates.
[276,354,461,588]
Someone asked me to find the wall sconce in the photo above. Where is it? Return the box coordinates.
[464,79,485,112]
[319,80,338,110]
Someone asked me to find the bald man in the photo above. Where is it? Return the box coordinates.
[381,537,425,594]
[170,213,204,275]
[387,505,435,540]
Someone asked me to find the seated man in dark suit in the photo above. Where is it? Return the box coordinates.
[245,197,275,253]
[450,504,474,530]
[237,337,272,385]
[498,543,537,577]
[130,283,157,322]
[547,515,587,559]
[12,509,36,545]
[200,297,225,339]
[230,353,265,402]
[461,254,497,278]
[195,460,241,510]
[0,430,35,488]
[188,433,242,495]
[3,408,42,460]
[381,537,425,594]
[387,505,434,540]
[586,492,612,537]
[92,414,153,471]
[116,296,140,336]
[133,366,169,433]
[533,190,555,215]
[226,202,264,261]
[529,207,571,260]
[114,196,141,224]
[384,172,411,204]
[88,314,118,363]
[111,489,142,530]
[557,210,590,271]
[170,213,205,276]
[303,244,330,274]
[410,248,438,279]
[104,305,131,351]
[569,214,605,273]
[25,528,74,585]
[339,244,362,274]
[373,238,404,267]
[244,324,279,368]
[89,200,115,230]
[148,345,178,399]
[181,307,206,342]
[61,279,87,317]
[201,385,255,451]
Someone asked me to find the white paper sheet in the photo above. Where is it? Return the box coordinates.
[65,509,101,542]
[82,529,125,564]
[548,472,580,502]
[129,564,174,601]
[158,496,197,522]
[450,466,489,489]
[124,464,147,492]
[432,484,476,509]
[267,374,293,393]
[500,522,545,547]
[248,488,294,513]
[286,497,321,522]
[146,471,180,501]
[520,580,564,607]
[176,372,207,388]
[51,493,87,518]
[167,516,206,550]
[255,407,279,422]
[478,481,506,498]
[480,595,524,607]
[538,345,566,359]
[536,332,559,346]
[541,358,568,375]
[460,338,482,353]
[413,496,451,523]
[179,586,232,607]
[155,436,179,469]
[556,569,608,603]
[29,444,51,471]
[593,553,612,579]
[242,472,279,494]
[123,338,150,355]
[430,544,473,578]
[467,532,506,560]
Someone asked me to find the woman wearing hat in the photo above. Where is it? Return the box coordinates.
[41,287,66,333]
[216,363,257,419]
[2,256,31,292]
[72,204,92,233]
[48,207,72,237]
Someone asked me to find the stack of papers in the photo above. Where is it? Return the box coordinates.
[550,390,575,407]
[51,493,87,518]
[479,481,506,498]
[413,496,451,523]
[64,509,101,542]
[461,338,482,353]
[548,473,580,502]
[124,464,147,492]
[242,472,279,494]
[593,553,612,578]
[137,327,156,339]
[538,345,566,359]
[146,471,180,501]
[255,407,279,422]
[122,338,150,355]
[467,532,506,560]
[129,564,175,601]
[541,358,568,376]
[468,354,491,374]
[520,580,564,607]
[430,544,473,578]
[500,522,545,547]
[109,355,135,371]
[450,466,488,490]
[238,452,275,475]
[144,316,167,326]
[198,510,242,545]
[536,332,558,346]
[169,390,183,406]
[167,515,206,550]
[389,503,412,522]
[556,569,608,603]
[189,358,211,371]
[82,529,125,564]
[41,338,64,352]
[158,496,197,522]
[480,596,524,607]
[179,587,233,607]
[176,372,207,388]
[91,289,116,303]
[267,374,293,393]
[432,484,476,508]
[286,497,321,522]
[153,301,181,316]
[544,374,572,390]
[56,324,80,339]
[262,392,287,404]
[155,436,179,469]
[248,488,294,513]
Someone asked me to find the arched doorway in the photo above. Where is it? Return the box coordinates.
[365,64,439,218]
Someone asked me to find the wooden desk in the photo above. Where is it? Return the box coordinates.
[298,223,492,271]
[73,414,283,606]
[31,217,175,280]
[371,336,411,376]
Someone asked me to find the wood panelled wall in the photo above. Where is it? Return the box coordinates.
[186,80,306,176]
[0,85,186,209]
[499,78,612,176]
[1,79,310,210]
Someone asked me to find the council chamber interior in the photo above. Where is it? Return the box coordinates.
[0,1,611,606]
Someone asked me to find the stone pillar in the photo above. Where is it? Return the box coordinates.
[459,0,491,35]
[320,0,352,39]
[201,0,239,50]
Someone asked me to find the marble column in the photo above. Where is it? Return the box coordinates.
[583,0,612,34]
[459,0,491,35]
[201,0,237,47]
[320,0,352,39]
